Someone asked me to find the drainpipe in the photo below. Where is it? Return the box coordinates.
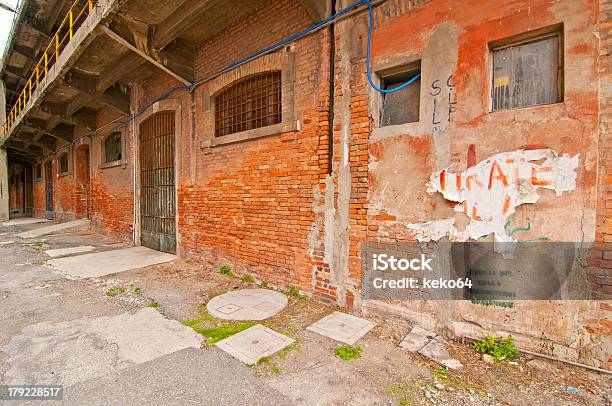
[327,0,336,175]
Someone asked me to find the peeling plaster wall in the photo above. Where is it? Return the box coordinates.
[352,0,609,369]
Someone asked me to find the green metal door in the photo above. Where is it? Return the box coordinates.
[139,111,176,253]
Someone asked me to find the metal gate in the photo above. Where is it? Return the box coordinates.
[139,111,176,253]
[44,160,54,220]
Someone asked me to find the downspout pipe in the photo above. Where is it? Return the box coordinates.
[327,0,336,175]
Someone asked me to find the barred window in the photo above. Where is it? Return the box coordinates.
[59,153,68,174]
[215,71,282,137]
[104,132,122,163]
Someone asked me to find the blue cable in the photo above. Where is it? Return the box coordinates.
[363,0,421,92]
[109,0,415,133]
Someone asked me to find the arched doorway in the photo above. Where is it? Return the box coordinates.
[139,111,176,253]
[44,160,54,220]
[75,145,90,219]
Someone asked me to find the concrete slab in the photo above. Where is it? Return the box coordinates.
[207,289,288,320]
[306,311,375,345]
[17,219,91,239]
[47,246,176,278]
[418,337,463,370]
[1,218,50,227]
[4,308,202,386]
[216,324,294,365]
[45,245,96,258]
[399,326,437,352]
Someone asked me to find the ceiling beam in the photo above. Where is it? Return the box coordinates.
[100,26,191,86]
[22,16,52,41]
[296,0,331,22]
[39,101,96,130]
[63,69,131,114]
[153,0,223,50]
[13,45,38,61]
[98,51,146,92]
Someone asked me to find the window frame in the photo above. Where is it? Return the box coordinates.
[34,163,42,181]
[58,153,69,176]
[214,71,282,138]
[201,50,298,148]
[99,129,126,170]
[378,62,422,127]
[489,25,564,112]
[103,132,123,164]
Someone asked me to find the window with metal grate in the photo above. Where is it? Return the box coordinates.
[215,71,282,137]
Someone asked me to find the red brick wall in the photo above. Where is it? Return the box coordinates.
[88,106,134,240]
[176,0,329,291]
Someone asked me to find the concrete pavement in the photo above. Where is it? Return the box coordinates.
[0,220,289,405]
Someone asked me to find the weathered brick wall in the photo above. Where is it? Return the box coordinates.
[176,0,330,292]
[32,177,44,218]
[88,106,134,240]
[346,0,610,369]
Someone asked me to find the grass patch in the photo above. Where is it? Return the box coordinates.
[25,242,46,250]
[181,314,214,327]
[334,345,362,360]
[288,286,308,299]
[105,286,125,297]
[192,322,255,345]
[241,274,255,283]
[384,378,425,406]
[219,265,233,276]
[260,280,269,288]
[473,335,518,361]
[272,366,281,375]
[185,258,196,265]
[257,356,270,365]
[147,300,161,308]
[278,337,302,359]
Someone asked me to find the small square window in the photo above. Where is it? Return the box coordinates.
[491,29,563,111]
[379,64,421,127]
[104,132,122,163]
[59,153,69,174]
[34,164,42,180]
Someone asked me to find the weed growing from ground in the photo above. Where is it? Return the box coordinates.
[219,265,233,276]
[105,286,125,297]
[185,258,195,265]
[288,286,308,299]
[241,274,255,283]
[260,280,269,288]
[335,345,362,360]
[194,322,255,345]
[272,366,281,375]
[147,300,161,308]
[181,314,214,327]
[473,335,518,361]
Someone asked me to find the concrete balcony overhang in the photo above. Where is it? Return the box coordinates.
[1,0,329,162]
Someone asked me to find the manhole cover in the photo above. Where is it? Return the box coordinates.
[207,289,288,320]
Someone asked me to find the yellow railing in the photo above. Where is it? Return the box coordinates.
[2,0,94,139]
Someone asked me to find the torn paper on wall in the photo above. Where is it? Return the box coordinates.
[407,149,579,243]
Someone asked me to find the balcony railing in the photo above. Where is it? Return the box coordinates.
[2,0,94,139]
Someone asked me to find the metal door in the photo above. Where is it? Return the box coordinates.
[44,161,54,219]
[139,111,176,253]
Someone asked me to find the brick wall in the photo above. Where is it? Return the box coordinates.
[346,0,610,369]
[175,0,330,292]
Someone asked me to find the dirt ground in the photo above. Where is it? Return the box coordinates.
[97,256,611,406]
